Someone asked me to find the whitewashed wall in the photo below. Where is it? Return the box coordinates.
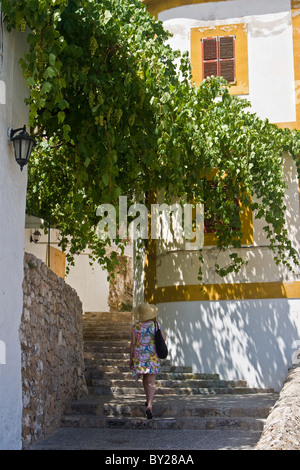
[0,25,29,449]
[159,298,300,391]
[156,153,300,287]
[159,0,296,124]
[148,0,300,391]
[24,228,111,313]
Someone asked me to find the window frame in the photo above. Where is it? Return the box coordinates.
[191,23,249,96]
[200,171,253,247]
[202,35,236,84]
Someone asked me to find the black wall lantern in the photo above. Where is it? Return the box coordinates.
[8,125,36,171]
[30,230,41,243]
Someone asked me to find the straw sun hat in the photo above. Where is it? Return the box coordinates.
[133,303,158,322]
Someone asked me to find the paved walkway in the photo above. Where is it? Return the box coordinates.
[27,393,279,451]
[28,426,262,450]
[27,393,278,451]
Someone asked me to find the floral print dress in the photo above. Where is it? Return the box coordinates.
[132,320,161,376]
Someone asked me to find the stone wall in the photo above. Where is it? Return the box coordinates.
[20,253,88,448]
[256,360,300,450]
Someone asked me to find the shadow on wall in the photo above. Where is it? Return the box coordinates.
[158,299,300,392]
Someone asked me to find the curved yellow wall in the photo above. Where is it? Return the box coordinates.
[143,0,228,18]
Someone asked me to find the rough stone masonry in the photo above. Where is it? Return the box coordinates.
[20,253,88,448]
[256,361,300,450]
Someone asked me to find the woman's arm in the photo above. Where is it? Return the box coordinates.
[158,321,166,341]
[129,326,136,370]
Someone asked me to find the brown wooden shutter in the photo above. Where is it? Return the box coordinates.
[219,36,234,59]
[219,36,235,83]
[202,35,236,83]
[203,38,218,79]
[203,61,218,79]
[220,60,235,82]
[203,38,217,60]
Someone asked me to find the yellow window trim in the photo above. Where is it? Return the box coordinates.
[201,169,253,246]
[191,23,249,96]
[204,202,253,246]
[144,189,253,303]
[143,0,231,18]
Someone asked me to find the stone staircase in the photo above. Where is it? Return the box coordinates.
[61,311,278,431]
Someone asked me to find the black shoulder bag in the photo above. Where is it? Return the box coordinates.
[154,321,168,359]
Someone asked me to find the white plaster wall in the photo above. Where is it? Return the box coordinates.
[0,27,29,450]
[65,253,110,312]
[24,229,111,313]
[156,153,300,286]
[159,0,296,124]
[158,298,300,391]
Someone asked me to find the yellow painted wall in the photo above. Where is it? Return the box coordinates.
[143,0,228,18]
[46,246,66,279]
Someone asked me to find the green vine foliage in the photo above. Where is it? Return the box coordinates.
[2,0,300,279]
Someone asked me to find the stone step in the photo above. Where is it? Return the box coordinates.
[83,331,131,338]
[84,340,130,350]
[61,413,266,431]
[84,369,224,381]
[66,311,278,431]
[84,363,194,374]
[88,385,275,397]
[83,333,130,339]
[84,351,130,360]
[83,319,131,325]
[85,377,249,389]
[83,324,132,331]
[84,352,173,372]
[62,394,278,430]
[64,394,277,418]
[83,311,132,322]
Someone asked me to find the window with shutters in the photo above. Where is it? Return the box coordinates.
[203,182,240,234]
[203,184,253,246]
[202,36,236,83]
[191,24,249,96]
[199,171,253,246]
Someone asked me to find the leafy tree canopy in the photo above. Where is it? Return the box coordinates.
[2,0,300,278]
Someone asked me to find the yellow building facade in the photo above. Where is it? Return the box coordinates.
[140,0,300,391]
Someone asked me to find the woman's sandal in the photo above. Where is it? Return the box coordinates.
[146,408,153,419]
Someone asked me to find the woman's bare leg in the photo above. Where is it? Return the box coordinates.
[143,374,156,415]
